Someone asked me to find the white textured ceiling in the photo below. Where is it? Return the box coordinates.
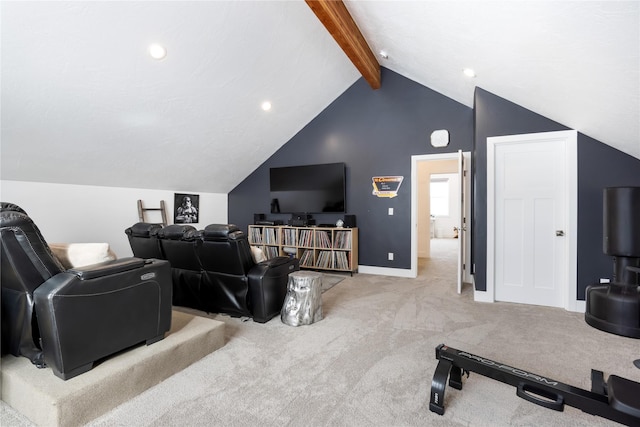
[2,1,638,194]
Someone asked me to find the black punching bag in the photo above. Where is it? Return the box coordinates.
[603,187,640,284]
[585,187,640,338]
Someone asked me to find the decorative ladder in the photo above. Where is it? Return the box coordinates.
[137,200,168,226]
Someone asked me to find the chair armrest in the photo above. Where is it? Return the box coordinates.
[247,257,300,323]
[33,259,172,379]
[67,257,146,280]
[258,256,298,269]
[249,257,300,282]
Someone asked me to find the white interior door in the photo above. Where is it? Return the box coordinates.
[487,131,577,309]
[457,150,465,294]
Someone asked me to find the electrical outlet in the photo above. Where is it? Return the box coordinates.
[388,208,394,215]
[600,278,610,284]
[388,252,394,261]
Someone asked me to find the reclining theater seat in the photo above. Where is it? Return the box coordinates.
[125,222,164,259]
[156,224,204,311]
[0,202,173,380]
[196,224,300,323]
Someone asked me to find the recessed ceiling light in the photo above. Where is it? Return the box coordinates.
[261,101,272,111]
[148,43,167,60]
[463,68,476,78]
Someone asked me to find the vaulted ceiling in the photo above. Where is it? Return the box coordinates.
[2,1,638,194]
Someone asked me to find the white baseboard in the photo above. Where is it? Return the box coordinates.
[473,289,587,313]
[357,265,416,278]
[573,300,586,313]
[473,290,493,303]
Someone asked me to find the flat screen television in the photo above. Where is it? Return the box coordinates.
[270,163,346,214]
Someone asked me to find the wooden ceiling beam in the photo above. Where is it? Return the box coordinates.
[305,0,381,89]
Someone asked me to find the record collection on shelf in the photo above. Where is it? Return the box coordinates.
[248,225,358,273]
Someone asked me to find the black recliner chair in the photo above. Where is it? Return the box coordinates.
[125,222,164,259]
[196,224,300,323]
[1,203,173,380]
[129,223,299,323]
[156,224,204,311]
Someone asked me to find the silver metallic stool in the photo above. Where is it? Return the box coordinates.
[281,271,323,326]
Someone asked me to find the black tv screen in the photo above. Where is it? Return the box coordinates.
[270,163,346,214]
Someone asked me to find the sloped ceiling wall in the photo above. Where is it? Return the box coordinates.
[1,1,360,192]
[1,1,638,193]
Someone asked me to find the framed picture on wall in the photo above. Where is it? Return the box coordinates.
[174,193,199,224]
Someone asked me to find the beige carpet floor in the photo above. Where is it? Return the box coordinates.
[2,239,638,426]
[1,310,225,426]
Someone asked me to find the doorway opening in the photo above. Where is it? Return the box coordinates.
[429,172,460,265]
[411,151,472,291]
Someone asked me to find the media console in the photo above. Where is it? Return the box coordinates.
[248,225,358,274]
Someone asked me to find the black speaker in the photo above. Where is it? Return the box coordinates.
[254,213,265,224]
[343,214,356,228]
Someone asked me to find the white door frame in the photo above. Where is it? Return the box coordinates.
[411,151,472,281]
[484,130,579,311]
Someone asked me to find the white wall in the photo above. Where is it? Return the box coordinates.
[1,180,228,257]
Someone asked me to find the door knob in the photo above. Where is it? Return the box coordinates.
[556,230,565,237]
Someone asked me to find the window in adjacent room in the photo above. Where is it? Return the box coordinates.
[430,176,450,216]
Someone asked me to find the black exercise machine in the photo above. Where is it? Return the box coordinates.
[429,344,640,426]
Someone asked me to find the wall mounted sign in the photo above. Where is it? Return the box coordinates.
[174,193,199,224]
[372,176,404,198]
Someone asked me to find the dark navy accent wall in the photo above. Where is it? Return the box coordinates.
[577,136,640,299]
[473,87,640,300]
[473,88,568,292]
[229,68,473,269]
